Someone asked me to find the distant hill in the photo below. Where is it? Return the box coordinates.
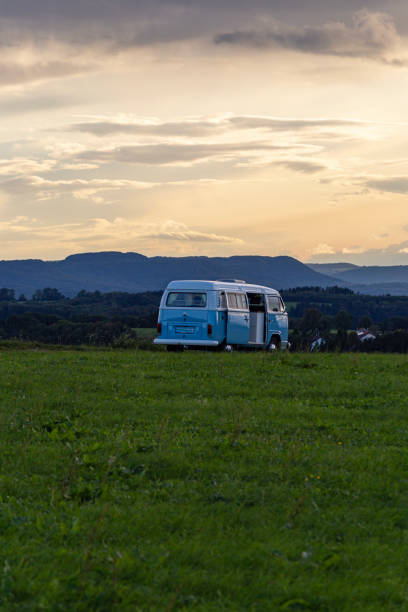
[308,263,408,295]
[306,263,358,276]
[1,252,407,297]
[0,252,339,297]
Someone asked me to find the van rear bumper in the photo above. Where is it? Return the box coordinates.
[154,339,219,346]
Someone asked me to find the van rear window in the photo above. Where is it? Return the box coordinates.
[166,292,207,308]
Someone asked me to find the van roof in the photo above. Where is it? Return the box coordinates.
[166,279,280,295]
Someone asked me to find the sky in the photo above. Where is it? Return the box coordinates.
[1,0,408,265]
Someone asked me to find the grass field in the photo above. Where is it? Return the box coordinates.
[134,328,157,340]
[1,350,408,611]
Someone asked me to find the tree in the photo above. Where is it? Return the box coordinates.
[358,315,372,329]
[0,288,15,301]
[335,309,353,332]
[299,308,322,334]
[387,316,408,331]
[320,315,335,335]
[32,288,65,301]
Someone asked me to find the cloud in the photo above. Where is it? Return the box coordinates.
[138,220,243,243]
[0,174,249,203]
[76,141,293,166]
[215,10,406,64]
[59,163,99,170]
[0,60,95,86]
[4,1,408,48]
[67,114,369,138]
[1,2,407,70]
[365,176,408,194]
[0,176,157,202]
[68,119,225,137]
[237,156,328,172]
[312,243,336,255]
[341,246,365,254]
[309,240,408,264]
[0,158,56,176]
[0,216,243,248]
[229,116,367,131]
[273,159,327,173]
[0,93,81,115]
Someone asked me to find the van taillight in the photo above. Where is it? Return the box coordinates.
[157,322,162,334]
[207,323,213,335]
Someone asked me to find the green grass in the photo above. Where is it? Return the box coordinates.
[1,350,408,610]
[135,328,157,339]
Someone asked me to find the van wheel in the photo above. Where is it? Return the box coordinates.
[268,337,281,351]
[167,345,183,352]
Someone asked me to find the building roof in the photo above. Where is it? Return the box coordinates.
[356,328,376,341]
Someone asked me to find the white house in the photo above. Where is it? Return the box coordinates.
[356,328,376,342]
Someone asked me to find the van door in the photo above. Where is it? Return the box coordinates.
[266,295,288,342]
[226,292,250,345]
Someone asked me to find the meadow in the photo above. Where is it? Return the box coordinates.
[1,349,408,610]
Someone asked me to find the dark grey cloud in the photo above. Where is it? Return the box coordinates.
[366,177,408,194]
[1,0,404,25]
[0,1,249,48]
[215,9,405,64]
[1,1,407,51]
[77,141,291,165]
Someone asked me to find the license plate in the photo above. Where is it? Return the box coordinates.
[175,326,194,334]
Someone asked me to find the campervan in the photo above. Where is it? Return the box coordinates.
[154,280,288,351]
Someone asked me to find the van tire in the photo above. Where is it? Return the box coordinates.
[268,336,281,351]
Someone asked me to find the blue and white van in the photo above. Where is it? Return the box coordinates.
[154,279,288,351]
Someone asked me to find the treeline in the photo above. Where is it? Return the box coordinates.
[0,288,162,346]
[281,286,408,324]
[0,288,161,321]
[0,285,408,351]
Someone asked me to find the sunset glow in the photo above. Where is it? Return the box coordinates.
[1,0,408,264]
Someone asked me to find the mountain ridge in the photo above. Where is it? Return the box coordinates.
[0,251,407,296]
[0,252,340,297]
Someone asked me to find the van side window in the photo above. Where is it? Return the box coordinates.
[239,294,248,310]
[227,292,248,310]
[227,293,238,309]
[218,291,227,309]
[166,292,207,307]
[267,295,284,312]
